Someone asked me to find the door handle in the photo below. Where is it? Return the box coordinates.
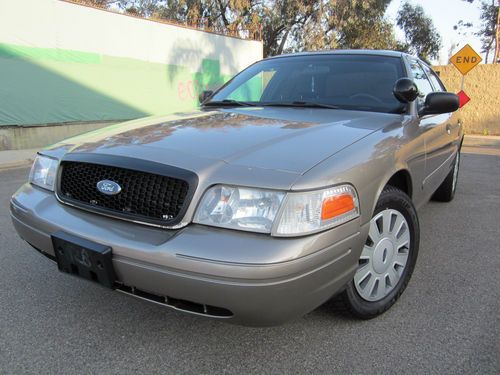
[446,124,452,135]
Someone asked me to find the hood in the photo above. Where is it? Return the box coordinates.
[47,107,402,175]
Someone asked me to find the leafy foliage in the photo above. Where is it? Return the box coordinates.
[476,0,499,63]
[455,0,499,63]
[396,2,441,61]
[289,0,399,53]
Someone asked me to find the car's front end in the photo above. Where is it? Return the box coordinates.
[11,130,368,325]
[11,51,436,325]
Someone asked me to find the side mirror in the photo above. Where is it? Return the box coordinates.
[393,78,419,103]
[420,92,459,116]
[198,90,214,104]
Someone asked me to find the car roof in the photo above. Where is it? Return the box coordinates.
[265,49,411,60]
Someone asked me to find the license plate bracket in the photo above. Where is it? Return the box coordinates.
[51,231,116,288]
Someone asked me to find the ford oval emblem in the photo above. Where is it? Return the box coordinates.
[96,180,122,196]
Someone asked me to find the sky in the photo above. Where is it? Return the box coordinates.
[385,0,484,65]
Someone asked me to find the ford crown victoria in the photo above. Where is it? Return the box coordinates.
[10,50,461,326]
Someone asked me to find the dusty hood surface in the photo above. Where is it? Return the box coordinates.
[47,108,402,175]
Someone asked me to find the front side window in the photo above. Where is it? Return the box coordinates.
[208,55,406,114]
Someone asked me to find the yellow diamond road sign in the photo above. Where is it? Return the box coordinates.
[450,44,482,75]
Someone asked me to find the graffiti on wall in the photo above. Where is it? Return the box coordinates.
[177,59,227,101]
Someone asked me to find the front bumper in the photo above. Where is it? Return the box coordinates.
[10,183,368,326]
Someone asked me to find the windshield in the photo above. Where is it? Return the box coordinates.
[207,54,405,113]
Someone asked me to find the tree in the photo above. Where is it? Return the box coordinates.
[396,2,441,61]
[456,0,499,63]
[330,0,398,50]
[120,0,160,17]
[263,0,399,56]
[260,1,318,56]
[476,0,499,63]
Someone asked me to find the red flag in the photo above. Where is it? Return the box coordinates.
[457,90,470,108]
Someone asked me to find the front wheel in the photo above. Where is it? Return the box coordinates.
[342,186,419,319]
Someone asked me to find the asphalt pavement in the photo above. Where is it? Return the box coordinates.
[0,151,498,374]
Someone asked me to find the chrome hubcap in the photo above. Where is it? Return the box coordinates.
[354,209,410,302]
[452,153,459,193]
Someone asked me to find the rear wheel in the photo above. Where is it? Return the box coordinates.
[432,151,460,202]
[342,186,419,319]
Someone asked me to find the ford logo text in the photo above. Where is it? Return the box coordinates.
[96,180,122,196]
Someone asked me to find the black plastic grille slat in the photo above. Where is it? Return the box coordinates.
[59,161,189,224]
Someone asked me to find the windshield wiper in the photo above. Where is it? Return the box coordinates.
[261,101,340,109]
[203,99,257,107]
[204,100,340,110]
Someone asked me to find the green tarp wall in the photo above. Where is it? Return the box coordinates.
[0,42,230,126]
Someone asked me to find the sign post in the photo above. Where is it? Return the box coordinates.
[449,44,482,108]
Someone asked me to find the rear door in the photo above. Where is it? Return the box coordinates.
[407,58,454,195]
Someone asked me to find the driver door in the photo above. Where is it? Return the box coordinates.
[408,58,455,196]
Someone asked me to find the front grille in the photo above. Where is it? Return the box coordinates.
[58,161,191,226]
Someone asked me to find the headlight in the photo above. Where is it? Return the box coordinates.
[29,154,58,191]
[193,185,285,233]
[194,184,359,236]
[274,184,359,236]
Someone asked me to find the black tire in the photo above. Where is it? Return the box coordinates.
[432,151,460,202]
[342,186,420,319]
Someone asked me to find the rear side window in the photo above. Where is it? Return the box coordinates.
[408,59,434,107]
[420,63,446,92]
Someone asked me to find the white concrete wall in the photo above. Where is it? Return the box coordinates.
[0,0,263,76]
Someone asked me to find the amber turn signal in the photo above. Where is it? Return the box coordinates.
[321,194,355,221]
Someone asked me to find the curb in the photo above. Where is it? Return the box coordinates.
[0,159,34,170]
[0,150,37,170]
[463,135,500,149]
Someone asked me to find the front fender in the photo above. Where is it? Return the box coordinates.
[291,121,422,225]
